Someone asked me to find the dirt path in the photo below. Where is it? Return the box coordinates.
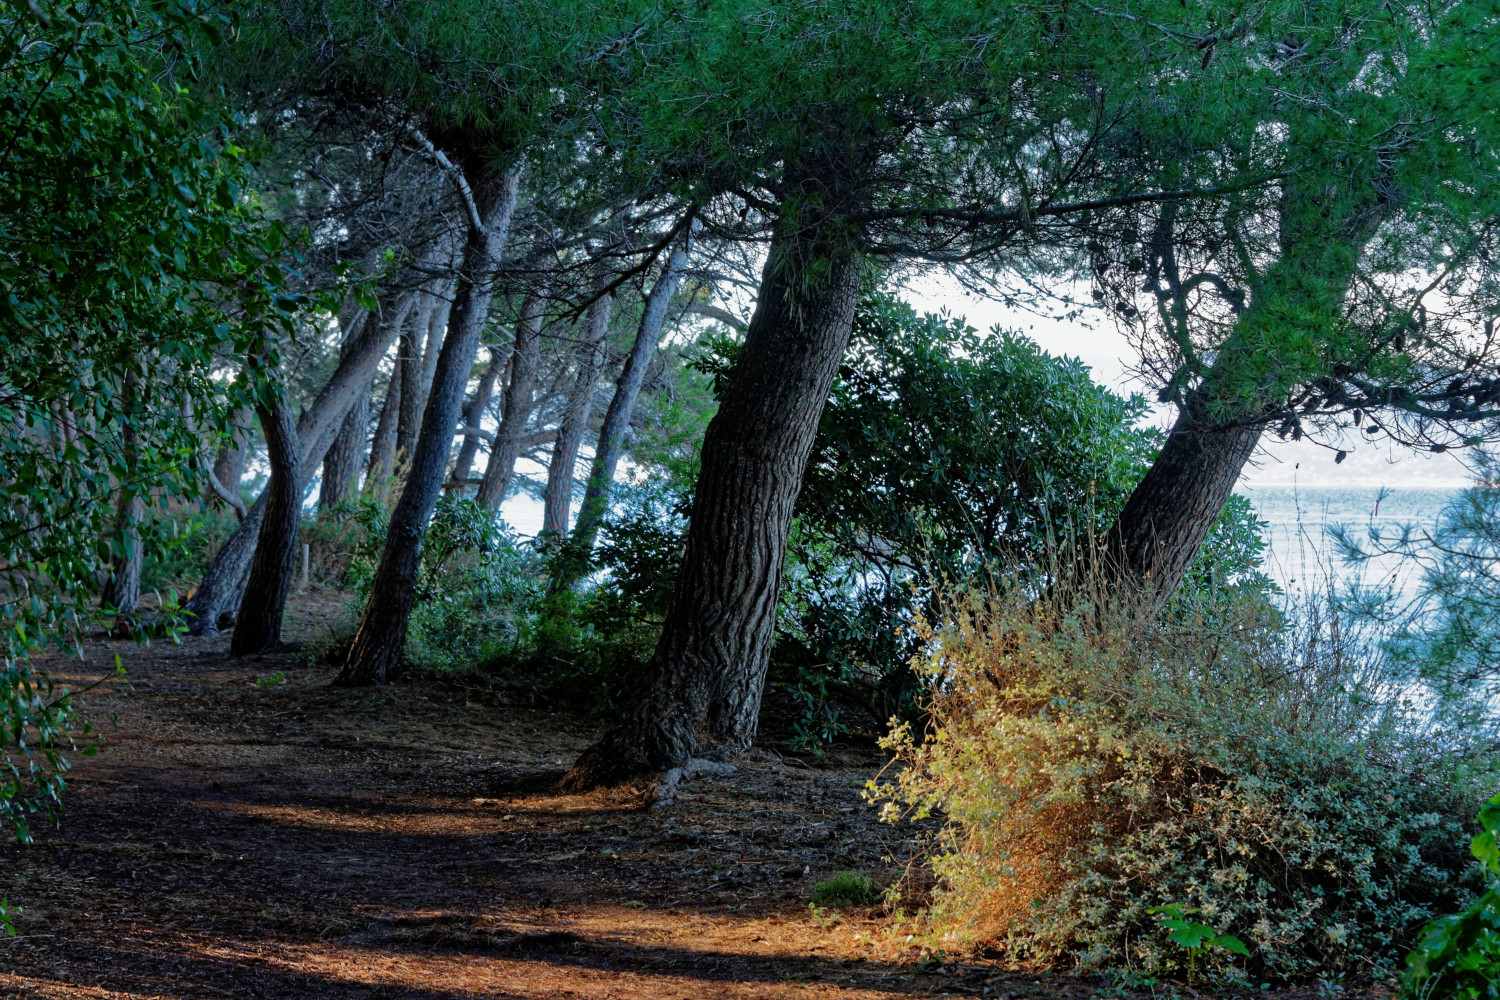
[1,595,1385,999]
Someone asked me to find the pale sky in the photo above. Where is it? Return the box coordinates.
[901,272,1474,490]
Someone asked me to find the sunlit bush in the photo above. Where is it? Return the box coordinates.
[871,580,1495,981]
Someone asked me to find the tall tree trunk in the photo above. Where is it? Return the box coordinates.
[363,293,419,490]
[319,391,368,516]
[319,307,375,515]
[1103,185,1386,608]
[366,373,401,488]
[542,294,612,537]
[101,373,143,615]
[448,345,506,492]
[476,295,545,512]
[417,280,452,418]
[569,231,695,555]
[394,298,435,469]
[562,212,863,788]
[338,167,522,686]
[99,495,144,615]
[230,397,301,655]
[185,286,414,635]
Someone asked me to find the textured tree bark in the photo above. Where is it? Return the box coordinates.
[185,287,413,635]
[448,345,506,492]
[569,232,695,556]
[338,167,522,686]
[476,295,545,512]
[185,492,267,634]
[542,294,612,536]
[562,213,863,788]
[1101,394,1264,608]
[394,298,435,469]
[366,374,401,487]
[319,391,368,515]
[319,307,376,515]
[230,397,301,656]
[99,495,144,615]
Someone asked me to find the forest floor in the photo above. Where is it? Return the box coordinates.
[0,592,1394,1000]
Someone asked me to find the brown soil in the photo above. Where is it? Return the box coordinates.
[1,593,1392,1000]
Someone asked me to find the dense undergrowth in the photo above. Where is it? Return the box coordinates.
[870,574,1496,984]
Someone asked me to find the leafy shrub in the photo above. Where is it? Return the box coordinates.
[871,580,1494,982]
[771,295,1278,748]
[1404,793,1500,999]
[1,652,102,842]
[140,505,241,595]
[339,494,544,674]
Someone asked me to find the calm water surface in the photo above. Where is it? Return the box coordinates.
[1238,484,1463,601]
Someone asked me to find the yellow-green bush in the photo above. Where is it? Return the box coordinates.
[872,586,1496,981]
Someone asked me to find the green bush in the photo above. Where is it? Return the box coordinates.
[871,581,1494,982]
[1404,793,1500,999]
[337,494,544,674]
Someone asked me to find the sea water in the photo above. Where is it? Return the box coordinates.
[1237,484,1463,603]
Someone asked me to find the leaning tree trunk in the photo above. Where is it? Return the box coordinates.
[338,167,522,686]
[1101,395,1264,608]
[415,279,452,421]
[364,293,419,490]
[185,286,415,635]
[1102,184,1384,609]
[230,397,301,656]
[562,212,863,788]
[476,295,545,511]
[319,307,375,515]
[569,230,695,556]
[542,294,611,537]
[394,299,433,470]
[448,345,506,492]
[366,374,401,488]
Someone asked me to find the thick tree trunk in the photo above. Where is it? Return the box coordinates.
[562,213,862,788]
[230,398,301,656]
[338,167,522,686]
[569,233,695,555]
[542,294,611,537]
[448,345,506,492]
[185,286,413,635]
[186,493,267,634]
[1101,397,1263,607]
[476,295,545,512]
